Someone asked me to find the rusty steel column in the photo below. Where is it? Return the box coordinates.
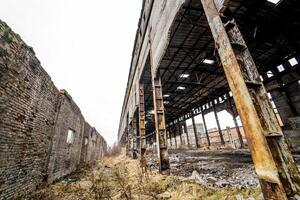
[200,107,211,146]
[128,121,133,158]
[139,84,146,163]
[125,129,129,156]
[201,0,300,198]
[132,117,138,159]
[227,93,244,148]
[167,126,172,148]
[183,121,190,147]
[212,100,225,145]
[191,116,200,148]
[150,69,170,174]
[177,122,183,147]
[172,124,177,149]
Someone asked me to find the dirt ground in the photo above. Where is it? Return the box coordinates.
[29,153,262,200]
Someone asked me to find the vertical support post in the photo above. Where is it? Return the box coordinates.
[167,126,172,147]
[177,122,183,147]
[227,93,244,148]
[183,121,190,147]
[127,122,133,158]
[201,0,300,198]
[125,129,129,156]
[139,84,146,163]
[150,70,170,174]
[212,101,225,145]
[132,117,138,159]
[191,116,200,148]
[200,107,211,146]
[172,124,177,149]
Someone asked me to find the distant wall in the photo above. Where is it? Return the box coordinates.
[0,19,107,199]
[80,122,107,164]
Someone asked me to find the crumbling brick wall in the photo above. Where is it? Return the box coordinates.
[80,122,106,164]
[0,20,60,199]
[0,19,107,199]
[47,90,85,183]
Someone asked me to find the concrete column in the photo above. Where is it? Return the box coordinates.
[212,100,225,145]
[227,93,244,148]
[191,116,199,148]
[183,121,190,147]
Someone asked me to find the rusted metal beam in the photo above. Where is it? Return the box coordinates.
[212,100,225,145]
[139,84,146,163]
[227,93,244,148]
[201,0,300,198]
[183,121,190,147]
[127,121,133,158]
[200,107,211,146]
[132,117,138,159]
[150,64,170,174]
[167,126,172,147]
[172,124,178,149]
[177,122,183,147]
[191,116,200,148]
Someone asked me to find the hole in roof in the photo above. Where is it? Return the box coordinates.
[289,57,298,66]
[179,74,190,78]
[267,0,280,4]
[177,86,186,90]
[277,64,285,72]
[266,71,274,78]
[203,59,215,65]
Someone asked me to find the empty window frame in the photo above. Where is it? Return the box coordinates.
[66,129,75,144]
[84,137,88,145]
[266,71,274,78]
[277,64,285,72]
[289,57,298,66]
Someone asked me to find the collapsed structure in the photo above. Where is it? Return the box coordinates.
[0,20,107,199]
[118,0,300,199]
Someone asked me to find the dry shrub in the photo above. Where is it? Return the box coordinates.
[89,167,112,200]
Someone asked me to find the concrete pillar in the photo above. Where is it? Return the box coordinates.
[227,93,244,148]
[200,107,211,146]
[183,121,190,147]
[191,116,199,148]
[212,100,225,145]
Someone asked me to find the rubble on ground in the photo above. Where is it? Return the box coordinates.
[30,152,262,199]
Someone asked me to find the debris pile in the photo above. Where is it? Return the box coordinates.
[169,149,259,189]
[30,152,262,199]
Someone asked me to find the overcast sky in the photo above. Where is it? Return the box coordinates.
[0,0,239,146]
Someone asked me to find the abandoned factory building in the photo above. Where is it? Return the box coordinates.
[118,0,300,199]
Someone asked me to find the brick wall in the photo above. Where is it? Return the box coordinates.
[0,19,107,199]
[80,122,107,164]
[47,90,85,183]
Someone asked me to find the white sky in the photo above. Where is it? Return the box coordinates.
[0,0,142,146]
[0,0,240,146]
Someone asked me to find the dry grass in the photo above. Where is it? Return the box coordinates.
[30,153,262,200]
